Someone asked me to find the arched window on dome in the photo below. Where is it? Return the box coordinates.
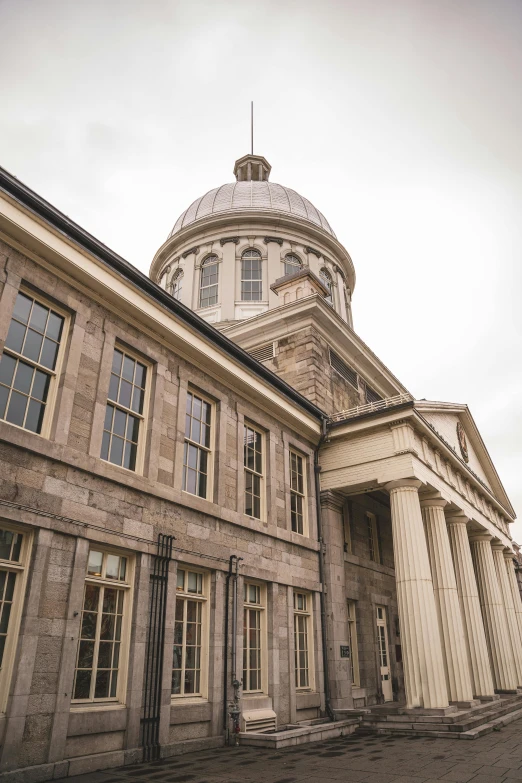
[320,268,333,306]
[283,254,302,276]
[241,249,262,301]
[199,255,219,309]
[171,268,183,302]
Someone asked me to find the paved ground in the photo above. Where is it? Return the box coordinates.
[59,719,522,783]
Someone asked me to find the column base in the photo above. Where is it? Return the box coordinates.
[494,688,518,695]
[450,700,481,709]
[476,694,501,702]
[401,705,458,717]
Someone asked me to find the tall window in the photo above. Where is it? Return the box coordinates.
[172,568,207,698]
[0,525,30,713]
[290,450,306,535]
[366,512,380,563]
[319,268,333,305]
[183,391,212,499]
[343,501,352,554]
[171,269,183,301]
[241,249,262,301]
[243,582,265,693]
[0,291,65,435]
[199,255,219,308]
[347,600,360,686]
[294,591,312,689]
[101,348,147,471]
[283,254,302,276]
[73,548,130,703]
[244,423,263,519]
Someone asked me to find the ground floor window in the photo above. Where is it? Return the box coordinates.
[172,567,208,698]
[243,582,266,693]
[73,548,131,703]
[0,524,30,712]
[294,591,313,690]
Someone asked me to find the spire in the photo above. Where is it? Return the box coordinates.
[233,154,271,182]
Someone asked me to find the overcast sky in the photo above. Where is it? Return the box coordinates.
[1,0,521,536]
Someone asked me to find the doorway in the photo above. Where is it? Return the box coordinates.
[376,606,393,702]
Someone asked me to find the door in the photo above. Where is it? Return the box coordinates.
[376,606,393,702]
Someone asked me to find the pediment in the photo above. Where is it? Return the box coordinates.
[414,400,515,517]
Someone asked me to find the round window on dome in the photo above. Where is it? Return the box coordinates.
[283,254,302,276]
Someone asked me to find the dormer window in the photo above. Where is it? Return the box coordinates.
[199,256,219,309]
[284,254,302,276]
[320,268,333,305]
[241,250,262,301]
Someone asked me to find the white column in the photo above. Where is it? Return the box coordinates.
[505,550,522,655]
[446,515,495,698]
[469,533,518,691]
[385,479,449,709]
[421,498,473,702]
[492,543,522,686]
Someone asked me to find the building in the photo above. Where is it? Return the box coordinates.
[0,153,521,781]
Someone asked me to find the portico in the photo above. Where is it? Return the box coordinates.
[320,397,521,715]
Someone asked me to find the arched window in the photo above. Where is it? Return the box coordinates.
[171,269,183,301]
[199,255,219,308]
[283,253,302,276]
[320,268,333,305]
[241,249,262,301]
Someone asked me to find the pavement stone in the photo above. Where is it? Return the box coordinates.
[47,717,522,783]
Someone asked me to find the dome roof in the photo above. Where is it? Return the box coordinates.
[168,155,336,239]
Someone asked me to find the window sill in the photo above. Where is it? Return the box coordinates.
[70,702,126,713]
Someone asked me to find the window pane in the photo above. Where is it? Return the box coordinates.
[122,355,135,382]
[0,353,17,387]
[5,320,26,354]
[118,380,132,409]
[6,391,28,427]
[46,312,64,342]
[31,369,50,402]
[0,386,8,420]
[13,361,33,395]
[22,329,43,363]
[108,374,119,402]
[101,431,110,461]
[87,551,103,578]
[29,302,49,333]
[25,399,45,433]
[13,293,32,324]
[112,350,123,375]
[40,338,59,370]
[94,669,110,699]
[74,670,92,700]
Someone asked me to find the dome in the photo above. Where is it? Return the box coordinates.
[168,154,336,239]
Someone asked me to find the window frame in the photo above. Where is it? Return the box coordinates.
[241,249,263,302]
[71,546,134,706]
[171,566,209,701]
[283,253,303,276]
[100,344,151,475]
[182,388,215,501]
[347,600,360,686]
[171,268,184,301]
[242,580,268,694]
[0,287,70,439]
[366,511,380,563]
[243,421,265,521]
[293,590,315,692]
[199,255,219,309]
[289,449,308,536]
[319,268,333,306]
[0,522,32,714]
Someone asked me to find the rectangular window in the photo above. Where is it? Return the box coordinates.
[0,291,65,435]
[241,255,262,301]
[101,347,148,472]
[366,512,380,563]
[294,591,313,690]
[347,600,360,686]
[172,567,208,698]
[73,548,131,703]
[244,424,264,519]
[183,391,212,499]
[290,450,307,535]
[0,525,30,713]
[243,582,266,693]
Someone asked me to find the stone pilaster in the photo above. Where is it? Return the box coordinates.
[421,498,473,703]
[469,534,518,691]
[491,544,522,686]
[319,490,353,710]
[446,515,495,698]
[385,479,448,709]
[504,550,522,656]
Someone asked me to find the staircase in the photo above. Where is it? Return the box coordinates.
[359,693,522,739]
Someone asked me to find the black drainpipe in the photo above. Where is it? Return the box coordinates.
[315,416,336,722]
[223,555,237,744]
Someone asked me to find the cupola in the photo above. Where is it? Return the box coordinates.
[233,154,271,182]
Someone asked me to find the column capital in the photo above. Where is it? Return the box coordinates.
[385,478,423,492]
[468,532,493,544]
[446,512,470,527]
[491,542,507,552]
[503,549,516,561]
[419,492,448,510]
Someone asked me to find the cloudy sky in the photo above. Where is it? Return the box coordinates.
[1,0,521,535]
